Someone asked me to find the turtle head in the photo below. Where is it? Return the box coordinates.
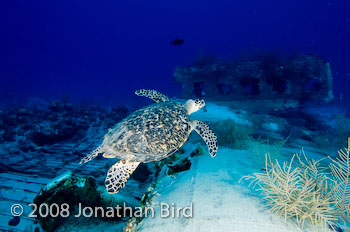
[185,99,205,115]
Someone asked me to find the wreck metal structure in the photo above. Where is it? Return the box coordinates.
[174,55,333,109]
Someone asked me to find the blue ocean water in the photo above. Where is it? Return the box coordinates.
[1,1,350,232]
[1,0,349,106]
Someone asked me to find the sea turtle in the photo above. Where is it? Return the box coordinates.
[80,89,218,194]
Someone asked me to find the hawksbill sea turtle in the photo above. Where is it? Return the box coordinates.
[79,89,218,194]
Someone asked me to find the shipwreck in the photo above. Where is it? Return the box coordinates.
[174,54,334,110]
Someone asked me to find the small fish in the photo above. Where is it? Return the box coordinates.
[170,38,184,46]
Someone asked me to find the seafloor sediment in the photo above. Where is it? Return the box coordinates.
[0,100,348,232]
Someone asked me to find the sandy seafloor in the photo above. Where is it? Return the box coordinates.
[0,102,343,232]
[136,144,324,232]
[135,103,334,232]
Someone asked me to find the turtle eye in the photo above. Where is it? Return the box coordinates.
[194,99,205,108]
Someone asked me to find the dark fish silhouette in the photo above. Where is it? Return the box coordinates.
[8,216,20,226]
[171,38,184,46]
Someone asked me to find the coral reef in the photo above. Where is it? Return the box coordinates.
[0,100,129,146]
[123,217,137,232]
[209,119,253,149]
[240,139,350,231]
[0,100,135,231]
[2,94,348,231]
[303,113,350,153]
[0,100,130,178]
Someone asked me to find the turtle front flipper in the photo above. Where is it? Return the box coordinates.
[105,160,140,194]
[135,89,169,103]
[79,146,103,164]
[191,120,218,157]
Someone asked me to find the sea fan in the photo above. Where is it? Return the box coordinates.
[241,139,350,231]
[296,152,339,230]
[241,151,339,231]
[329,138,350,223]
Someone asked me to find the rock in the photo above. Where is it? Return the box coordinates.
[167,158,191,175]
[33,173,102,231]
[8,216,20,226]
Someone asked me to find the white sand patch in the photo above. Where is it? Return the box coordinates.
[137,144,331,232]
[191,103,251,125]
[262,122,280,131]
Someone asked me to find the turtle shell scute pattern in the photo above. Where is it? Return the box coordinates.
[102,102,191,162]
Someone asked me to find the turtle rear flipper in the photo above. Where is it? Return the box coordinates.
[135,89,169,103]
[79,146,103,164]
[105,160,140,194]
[192,120,218,157]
